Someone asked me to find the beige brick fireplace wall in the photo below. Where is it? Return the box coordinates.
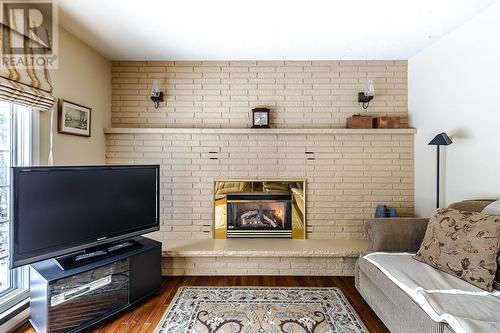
[106,60,413,275]
[105,130,415,241]
[111,60,407,128]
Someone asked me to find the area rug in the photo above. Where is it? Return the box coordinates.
[154,287,368,333]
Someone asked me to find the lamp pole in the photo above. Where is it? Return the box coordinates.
[436,145,440,209]
[428,132,452,210]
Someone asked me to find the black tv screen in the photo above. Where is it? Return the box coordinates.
[10,165,160,267]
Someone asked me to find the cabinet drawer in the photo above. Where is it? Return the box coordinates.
[47,259,129,333]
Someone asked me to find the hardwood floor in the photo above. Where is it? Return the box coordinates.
[14,276,389,333]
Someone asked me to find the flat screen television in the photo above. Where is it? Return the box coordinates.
[10,165,160,268]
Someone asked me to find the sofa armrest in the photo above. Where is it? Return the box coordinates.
[365,218,429,252]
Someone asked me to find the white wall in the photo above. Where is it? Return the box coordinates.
[39,27,111,165]
[409,1,500,217]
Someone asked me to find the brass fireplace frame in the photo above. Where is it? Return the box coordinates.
[213,180,306,239]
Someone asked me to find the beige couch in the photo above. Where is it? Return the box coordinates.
[355,200,499,333]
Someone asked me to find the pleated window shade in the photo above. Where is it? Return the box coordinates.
[0,76,55,111]
[0,24,56,111]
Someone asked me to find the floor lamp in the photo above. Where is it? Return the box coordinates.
[428,133,453,209]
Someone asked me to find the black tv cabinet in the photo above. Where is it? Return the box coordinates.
[29,236,161,333]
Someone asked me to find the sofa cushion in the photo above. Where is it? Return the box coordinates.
[482,200,500,215]
[362,253,500,333]
[448,199,495,213]
[356,255,452,333]
[449,200,500,288]
[415,208,500,291]
[365,218,429,252]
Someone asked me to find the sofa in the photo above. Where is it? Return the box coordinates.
[355,200,500,333]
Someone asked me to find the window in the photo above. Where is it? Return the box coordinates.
[0,101,37,315]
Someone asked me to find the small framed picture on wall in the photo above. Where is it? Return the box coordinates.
[58,99,91,137]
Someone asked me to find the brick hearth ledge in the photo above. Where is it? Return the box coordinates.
[161,239,368,276]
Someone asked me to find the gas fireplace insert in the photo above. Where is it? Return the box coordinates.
[213,180,306,239]
[226,193,292,238]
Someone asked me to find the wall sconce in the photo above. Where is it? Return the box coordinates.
[358,79,374,109]
[150,80,164,109]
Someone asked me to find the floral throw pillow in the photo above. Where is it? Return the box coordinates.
[414,208,500,291]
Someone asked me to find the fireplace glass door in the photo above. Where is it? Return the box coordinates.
[226,194,292,238]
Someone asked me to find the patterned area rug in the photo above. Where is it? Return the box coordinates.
[154,287,368,333]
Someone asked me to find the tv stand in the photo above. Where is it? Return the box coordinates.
[54,239,141,270]
[29,236,161,333]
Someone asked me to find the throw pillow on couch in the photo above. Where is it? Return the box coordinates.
[414,208,500,291]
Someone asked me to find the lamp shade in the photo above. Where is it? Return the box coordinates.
[428,132,452,146]
[151,80,161,97]
[364,80,374,97]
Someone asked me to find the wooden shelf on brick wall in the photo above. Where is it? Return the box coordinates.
[104,127,417,135]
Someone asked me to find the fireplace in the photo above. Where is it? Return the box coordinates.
[226,194,292,238]
[213,180,306,239]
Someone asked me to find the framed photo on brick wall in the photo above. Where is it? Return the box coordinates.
[58,99,91,137]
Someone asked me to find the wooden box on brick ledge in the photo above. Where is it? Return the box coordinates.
[373,116,401,128]
[346,115,373,129]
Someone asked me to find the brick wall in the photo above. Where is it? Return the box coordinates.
[111,60,407,128]
[106,130,415,241]
[108,60,413,275]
